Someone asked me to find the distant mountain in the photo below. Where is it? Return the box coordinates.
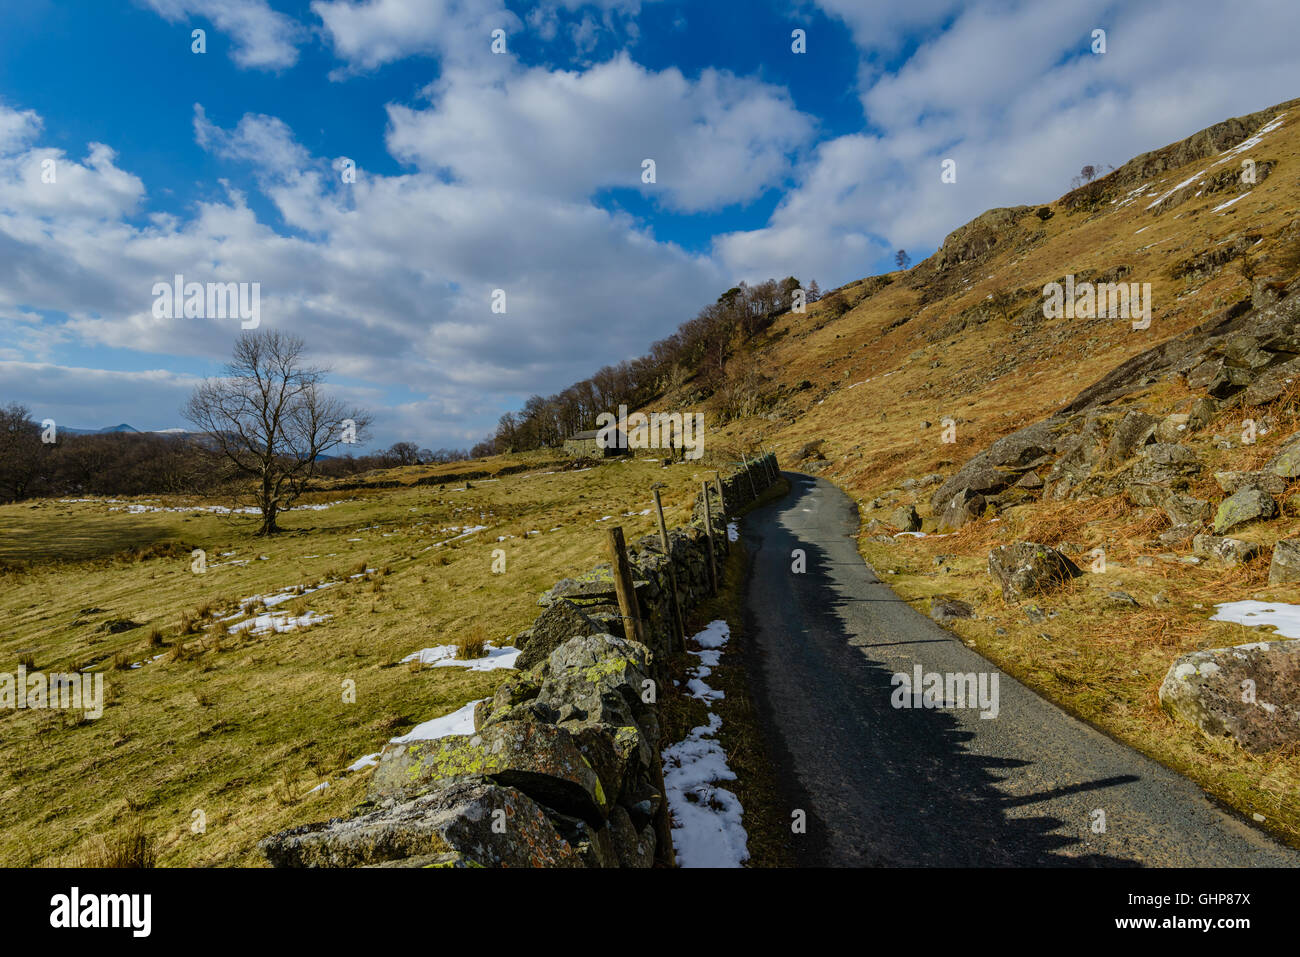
[59,423,190,436]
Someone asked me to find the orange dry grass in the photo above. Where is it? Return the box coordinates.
[1015,494,1129,545]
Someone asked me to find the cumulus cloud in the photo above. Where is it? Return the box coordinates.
[138,0,304,69]
[387,53,814,212]
[722,0,1300,286]
[312,0,522,75]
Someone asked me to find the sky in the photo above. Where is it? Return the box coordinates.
[0,0,1297,451]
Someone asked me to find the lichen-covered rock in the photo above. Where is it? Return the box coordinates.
[1243,356,1300,405]
[1268,538,1300,584]
[1191,533,1264,565]
[536,635,659,761]
[517,598,602,672]
[1266,434,1300,479]
[367,721,609,823]
[1213,470,1288,495]
[1159,639,1300,752]
[259,781,582,868]
[1154,413,1191,444]
[988,542,1082,601]
[1213,487,1277,533]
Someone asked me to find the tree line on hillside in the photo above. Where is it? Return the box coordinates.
[0,401,467,505]
[484,276,820,454]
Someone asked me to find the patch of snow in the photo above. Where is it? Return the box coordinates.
[1209,600,1300,639]
[1212,193,1247,213]
[727,521,739,542]
[401,642,521,672]
[662,620,748,868]
[391,699,482,744]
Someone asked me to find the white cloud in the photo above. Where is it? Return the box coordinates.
[312,0,521,74]
[386,53,814,213]
[138,0,304,69]
[722,0,1300,286]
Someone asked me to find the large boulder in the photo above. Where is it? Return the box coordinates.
[1243,356,1300,405]
[367,721,609,823]
[1213,487,1277,533]
[1268,538,1300,584]
[929,419,1063,512]
[988,543,1083,602]
[890,504,922,532]
[1159,639,1300,752]
[259,780,583,868]
[517,598,602,671]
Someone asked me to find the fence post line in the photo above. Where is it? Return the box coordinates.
[605,526,646,646]
[713,471,726,520]
[652,487,687,652]
[700,482,719,596]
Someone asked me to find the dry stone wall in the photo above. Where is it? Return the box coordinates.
[260,453,780,868]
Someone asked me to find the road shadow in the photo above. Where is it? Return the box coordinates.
[738,471,1140,867]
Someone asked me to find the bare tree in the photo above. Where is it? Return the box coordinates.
[0,403,43,502]
[895,249,911,270]
[183,331,370,535]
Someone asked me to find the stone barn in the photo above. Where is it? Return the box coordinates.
[562,429,629,458]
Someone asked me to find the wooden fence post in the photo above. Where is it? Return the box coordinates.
[605,527,646,646]
[713,471,726,519]
[700,482,718,596]
[741,454,759,501]
[652,487,687,652]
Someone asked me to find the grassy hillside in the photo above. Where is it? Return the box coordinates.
[0,452,724,866]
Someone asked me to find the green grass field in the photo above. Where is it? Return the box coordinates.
[0,453,716,866]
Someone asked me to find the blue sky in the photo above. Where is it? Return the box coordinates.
[0,0,1297,450]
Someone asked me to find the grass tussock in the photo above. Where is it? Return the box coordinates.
[455,623,487,660]
[78,818,156,868]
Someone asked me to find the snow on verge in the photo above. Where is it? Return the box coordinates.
[661,619,749,867]
[1209,600,1300,639]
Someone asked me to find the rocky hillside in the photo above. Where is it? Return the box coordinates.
[688,95,1300,843]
